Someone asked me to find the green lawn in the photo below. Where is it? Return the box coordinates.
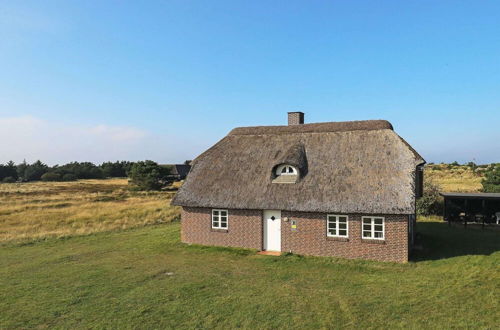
[1,221,499,329]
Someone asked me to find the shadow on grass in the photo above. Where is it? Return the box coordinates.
[412,222,500,261]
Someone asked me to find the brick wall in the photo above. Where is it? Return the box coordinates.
[181,207,410,263]
[282,212,409,263]
[181,207,262,249]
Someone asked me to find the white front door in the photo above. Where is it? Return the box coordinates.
[263,210,281,251]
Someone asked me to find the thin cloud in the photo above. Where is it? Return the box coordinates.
[0,116,199,165]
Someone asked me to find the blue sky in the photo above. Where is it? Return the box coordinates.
[1,1,499,165]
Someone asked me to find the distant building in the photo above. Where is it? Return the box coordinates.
[172,112,425,263]
[163,163,191,181]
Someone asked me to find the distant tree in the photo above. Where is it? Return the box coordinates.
[41,172,62,182]
[0,161,18,181]
[16,160,28,181]
[100,161,134,178]
[417,180,443,216]
[18,160,49,181]
[53,162,103,179]
[128,160,171,191]
[482,165,500,193]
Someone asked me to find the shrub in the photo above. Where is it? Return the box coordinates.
[62,173,78,181]
[2,176,16,183]
[417,180,443,216]
[128,160,171,191]
[41,172,62,182]
[482,165,500,193]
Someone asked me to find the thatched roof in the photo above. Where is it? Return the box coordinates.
[172,120,425,214]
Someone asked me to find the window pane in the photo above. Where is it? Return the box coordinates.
[339,230,347,236]
[375,225,383,231]
[339,216,347,223]
[281,167,287,173]
[213,210,219,216]
[213,220,219,227]
[328,229,336,235]
[363,224,372,231]
[363,231,372,238]
[220,221,227,228]
[374,232,383,238]
[363,218,371,224]
[339,223,346,229]
[374,218,383,225]
[220,211,227,216]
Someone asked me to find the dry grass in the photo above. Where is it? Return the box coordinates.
[425,165,483,192]
[0,179,180,243]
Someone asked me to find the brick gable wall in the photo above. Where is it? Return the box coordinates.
[180,207,410,263]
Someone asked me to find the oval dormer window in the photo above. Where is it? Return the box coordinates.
[275,165,297,176]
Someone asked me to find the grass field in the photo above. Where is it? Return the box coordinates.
[425,165,483,192]
[1,222,499,329]
[0,179,179,243]
[1,176,499,328]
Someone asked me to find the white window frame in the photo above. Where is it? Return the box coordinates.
[275,164,298,176]
[361,216,385,240]
[212,209,228,229]
[326,214,349,238]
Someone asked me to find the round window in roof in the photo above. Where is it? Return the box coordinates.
[275,165,297,176]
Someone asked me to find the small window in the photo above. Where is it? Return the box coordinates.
[327,215,348,238]
[212,209,228,229]
[362,217,385,240]
[275,165,297,176]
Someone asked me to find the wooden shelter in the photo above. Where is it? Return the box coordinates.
[441,192,500,227]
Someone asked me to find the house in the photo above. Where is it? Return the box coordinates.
[172,112,425,262]
[170,164,191,180]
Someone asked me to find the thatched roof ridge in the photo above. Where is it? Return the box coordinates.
[172,120,425,214]
[229,119,393,136]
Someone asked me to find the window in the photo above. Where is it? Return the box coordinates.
[212,209,228,229]
[275,165,297,176]
[327,215,348,238]
[362,217,385,240]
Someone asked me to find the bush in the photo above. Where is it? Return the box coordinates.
[2,176,16,183]
[482,165,500,193]
[62,173,78,181]
[128,160,171,191]
[41,172,62,182]
[417,180,443,216]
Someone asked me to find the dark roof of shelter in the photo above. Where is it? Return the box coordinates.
[172,164,191,177]
[441,192,500,199]
[172,119,425,214]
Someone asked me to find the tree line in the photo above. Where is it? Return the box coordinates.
[0,160,177,191]
[0,160,135,183]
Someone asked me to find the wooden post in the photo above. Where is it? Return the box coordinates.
[464,199,468,228]
[445,198,451,226]
[482,199,486,230]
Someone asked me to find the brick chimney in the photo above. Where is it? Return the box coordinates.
[288,112,304,125]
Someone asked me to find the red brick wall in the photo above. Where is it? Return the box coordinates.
[181,207,263,249]
[282,212,409,263]
[180,207,410,263]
